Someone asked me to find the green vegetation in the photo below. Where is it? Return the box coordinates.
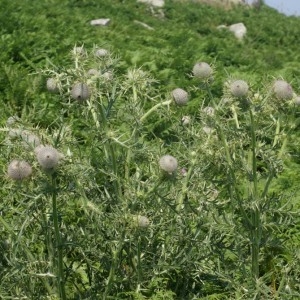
[1,0,300,299]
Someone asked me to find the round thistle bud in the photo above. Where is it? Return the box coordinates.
[46,78,59,93]
[6,116,19,127]
[273,80,293,100]
[192,62,213,79]
[203,126,213,134]
[159,155,178,173]
[7,160,32,180]
[181,116,191,125]
[95,48,109,57]
[230,80,249,97]
[294,96,300,106]
[172,88,189,105]
[35,145,60,170]
[73,46,86,56]
[134,215,150,228]
[71,83,90,101]
[203,106,215,116]
[102,71,113,81]
[87,69,99,76]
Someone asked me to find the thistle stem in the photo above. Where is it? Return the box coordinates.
[51,175,66,300]
[140,100,172,122]
[249,109,261,284]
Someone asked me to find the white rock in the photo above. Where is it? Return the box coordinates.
[90,18,110,26]
[228,23,247,40]
[137,0,164,8]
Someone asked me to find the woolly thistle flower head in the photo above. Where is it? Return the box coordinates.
[71,83,91,101]
[192,62,213,79]
[95,48,109,57]
[46,78,59,93]
[87,69,100,76]
[171,88,189,105]
[202,106,215,116]
[7,160,32,180]
[230,80,249,97]
[134,215,150,228]
[159,155,178,173]
[272,80,293,100]
[72,45,86,56]
[35,145,60,171]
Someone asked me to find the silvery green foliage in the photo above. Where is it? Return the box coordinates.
[159,155,178,173]
[273,79,293,100]
[192,62,213,79]
[171,88,189,105]
[230,80,249,97]
[71,83,91,101]
[7,160,32,180]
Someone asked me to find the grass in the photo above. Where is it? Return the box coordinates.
[1,0,300,299]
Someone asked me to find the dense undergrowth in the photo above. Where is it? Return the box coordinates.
[1,0,300,299]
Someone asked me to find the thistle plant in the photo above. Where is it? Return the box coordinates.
[2,42,300,300]
[194,72,299,296]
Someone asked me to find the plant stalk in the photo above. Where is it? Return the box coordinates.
[51,174,67,300]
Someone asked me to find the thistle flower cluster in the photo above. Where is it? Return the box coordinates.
[7,160,32,181]
[6,117,63,180]
[42,45,117,104]
[8,126,40,149]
